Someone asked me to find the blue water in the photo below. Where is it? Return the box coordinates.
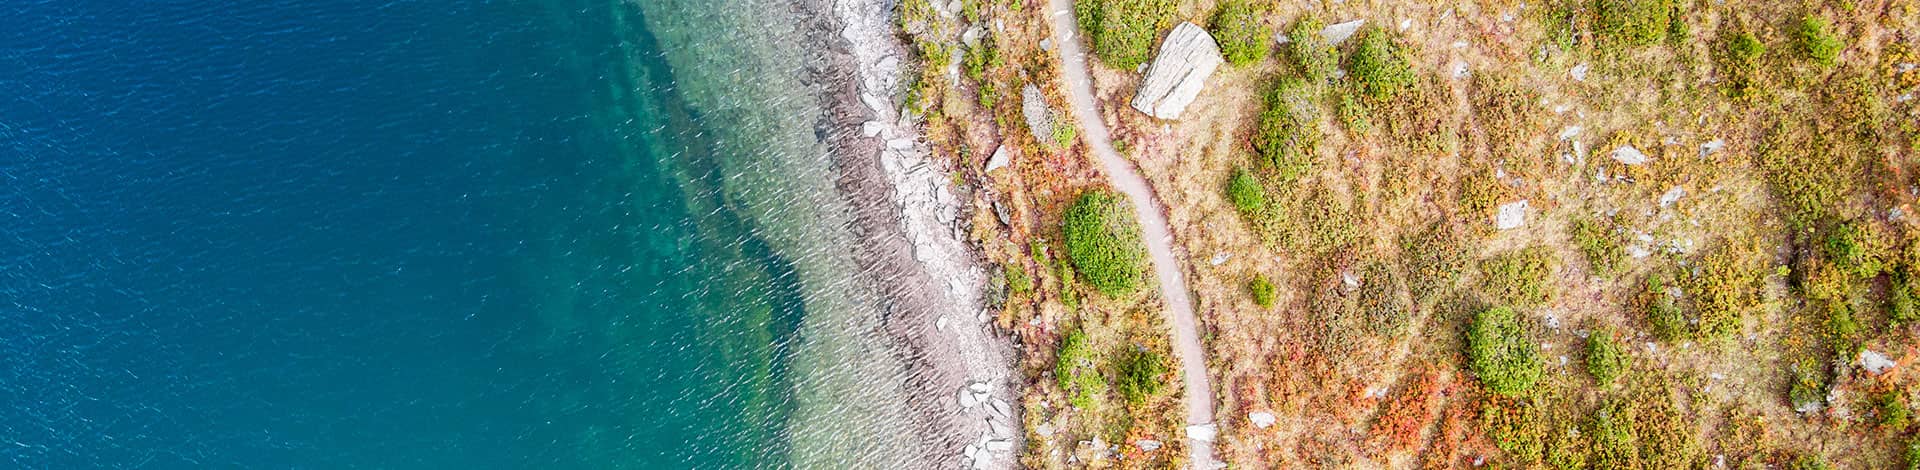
[0,0,909,467]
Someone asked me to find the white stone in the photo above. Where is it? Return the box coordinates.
[1130,22,1224,120]
[936,316,949,331]
[1496,200,1529,230]
[985,439,1014,452]
[1210,252,1230,266]
[1186,423,1218,442]
[964,443,979,460]
[1039,38,1052,51]
[1035,423,1054,437]
[990,398,1011,418]
[969,381,991,394]
[1659,186,1686,207]
[1861,349,1897,374]
[1700,139,1725,157]
[985,145,1010,172]
[1322,20,1366,45]
[1248,411,1277,428]
[1273,32,1291,45]
[971,452,991,469]
[1570,63,1590,81]
[862,121,885,137]
[1137,439,1164,451]
[958,387,977,408]
[1611,145,1649,165]
[1558,126,1582,140]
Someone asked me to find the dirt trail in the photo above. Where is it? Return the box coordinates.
[1043,2,1217,467]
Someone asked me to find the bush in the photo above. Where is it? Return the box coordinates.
[1907,435,1920,470]
[1255,78,1321,184]
[1286,16,1338,83]
[1115,347,1169,407]
[1796,15,1842,68]
[1570,217,1626,276]
[1469,306,1545,396]
[1683,243,1762,340]
[1877,391,1911,430]
[1790,455,1834,470]
[1347,28,1417,102]
[1051,120,1078,147]
[1586,402,1639,469]
[1593,0,1675,47]
[1825,221,1885,278]
[1480,395,1544,463]
[1209,0,1270,67]
[1720,31,1768,98]
[1226,167,1267,219]
[1359,262,1411,336]
[1643,274,1688,341]
[1054,329,1107,409]
[1403,222,1469,298]
[1063,190,1150,296]
[1892,282,1918,324]
[1074,0,1179,70]
[1006,265,1033,295]
[1585,327,1628,386]
[1248,275,1276,308]
[1480,247,1556,308]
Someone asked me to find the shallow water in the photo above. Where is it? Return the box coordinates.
[0,0,914,467]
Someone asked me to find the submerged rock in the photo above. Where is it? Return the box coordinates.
[1130,22,1223,120]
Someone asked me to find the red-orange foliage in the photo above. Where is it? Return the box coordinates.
[1371,370,1443,455]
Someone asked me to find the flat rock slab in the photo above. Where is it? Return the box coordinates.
[1496,200,1529,230]
[1322,20,1365,45]
[1130,22,1223,120]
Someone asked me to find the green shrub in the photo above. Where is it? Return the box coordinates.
[1336,92,1372,134]
[1593,0,1675,47]
[1720,31,1768,98]
[1063,190,1150,296]
[1570,217,1626,276]
[1347,28,1417,102]
[1469,306,1545,396]
[963,40,999,82]
[1115,347,1169,407]
[1826,221,1885,278]
[1054,329,1107,409]
[1226,167,1267,219]
[1586,402,1639,469]
[1585,327,1628,386]
[1051,120,1078,147]
[1255,78,1321,184]
[1286,16,1338,83]
[1209,0,1270,67]
[1643,274,1688,341]
[1788,365,1829,413]
[1906,435,1920,470]
[1480,396,1544,463]
[1006,265,1034,294]
[1074,0,1179,70]
[1403,222,1469,298]
[1248,275,1276,308]
[1683,243,1762,340]
[1790,455,1834,470]
[1358,262,1411,336]
[1796,15,1842,68]
[1877,391,1911,430]
[1480,247,1556,308]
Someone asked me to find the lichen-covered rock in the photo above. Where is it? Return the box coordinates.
[1130,22,1223,120]
[1021,83,1055,140]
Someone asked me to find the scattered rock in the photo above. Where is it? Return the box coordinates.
[1558,126,1582,141]
[1273,32,1291,45]
[1611,145,1649,166]
[1861,349,1897,374]
[1137,439,1164,452]
[1034,423,1054,438]
[1570,63,1590,81]
[958,387,978,408]
[936,315,949,331]
[1700,139,1725,157]
[985,439,1014,452]
[1210,252,1231,266]
[1248,411,1277,429]
[1496,200,1530,230]
[1659,186,1685,207]
[1021,83,1056,140]
[1130,22,1224,120]
[1185,423,1218,442]
[969,381,991,394]
[863,121,885,137]
[985,145,1010,172]
[990,398,1012,418]
[1322,20,1366,45]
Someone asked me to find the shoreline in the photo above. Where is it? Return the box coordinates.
[800,0,1024,467]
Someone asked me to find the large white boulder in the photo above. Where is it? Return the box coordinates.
[1130,22,1224,120]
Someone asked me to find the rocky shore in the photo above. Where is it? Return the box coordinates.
[798,0,1023,467]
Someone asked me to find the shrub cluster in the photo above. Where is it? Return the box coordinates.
[1054,329,1107,409]
[1570,217,1626,276]
[1796,15,1842,68]
[1255,78,1321,184]
[1226,167,1267,220]
[1286,16,1337,83]
[1682,243,1761,340]
[1073,0,1179,70]
[1593,0,1676,47]
[1248,275,1276,308]
[1719,31,1768,98]
[1209,0,1270,67]
[1063,190,1150,296]
[1468,306,1544,396]
[1480,247,1556,308]
[1824,220,1885,278]
[1347,28,1417,102]
[1584,327,1628,386]
[1115,347,1169,407]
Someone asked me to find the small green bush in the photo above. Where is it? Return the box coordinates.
[1347,28,1417,102]
[1248,275,1276,308]
[1403,222,1469,298]
[1825,221,1885,278]
[1359,262,1410,336]
[1643,274,1688,341]
[1255,78,1321,184]
[1906,435,1920,470]
[1593,0,1675,47]
[1796,15,1842,68]
[1054,329,1107,409]
[1286,16,1338,83]
[1683,243,1762,340]
[1480,247,1556,308]
[1063,190,1150,296]
[1074,0,1179,70]
[1570,217,1626,276]
[1115,347,1169,407]
[1209,0,1270,67]
[1469,306,1545,396]
[1586,402,1639,469]
[1877,391,1912,430]
[1585,327,1628,386]
[1790,455,1834,470]
[963,40,999,82]
[1006,265,1033,295]
[1720,31,1768,98]
[1226,167,1267,219]
[1051,120,1078,147]
[1336,93,1372,134]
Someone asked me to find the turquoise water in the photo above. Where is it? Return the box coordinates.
[0,0,915,467]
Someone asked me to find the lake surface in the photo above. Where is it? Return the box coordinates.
[0,0,915,467]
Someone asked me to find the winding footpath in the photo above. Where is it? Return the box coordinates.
[1044,2,1217,467]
